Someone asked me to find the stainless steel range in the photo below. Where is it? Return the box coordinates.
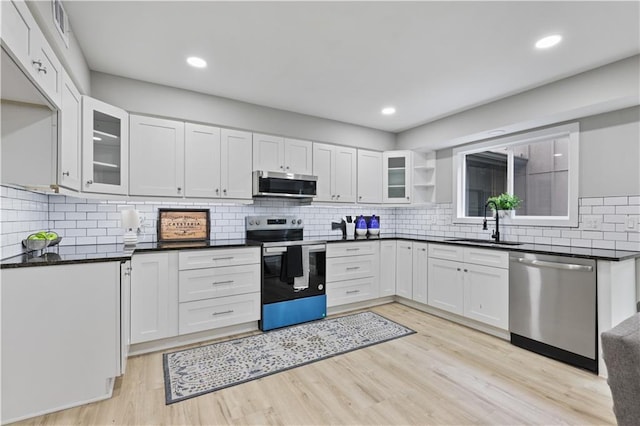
[245,216,326,331]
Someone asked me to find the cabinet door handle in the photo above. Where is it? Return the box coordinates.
[177,187,182,193]
[464,269,468,272]
[420,248,426,251]
[215,188,219,194]
[457,268,461,271]
[212,310,234,316]
[280,165,284,170]
[346,290,361,294]
[212,256,234,261]
[286,166,290,170]
[212,280,234,285]
[346,248,360,251]
[62,171,70,176]
[359,196,362,200]
[346,266,360,270]
[223,189,227,195]
[336,194,340,198]
[32,59,43,67]
[406,196,410,200]
[86,180,93,185]
[37,66,47,74]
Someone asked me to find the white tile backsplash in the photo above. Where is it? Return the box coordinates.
[1,185,640,258]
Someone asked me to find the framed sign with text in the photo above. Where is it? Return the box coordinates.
[157,208,210,242]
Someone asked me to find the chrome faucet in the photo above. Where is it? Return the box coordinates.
[483,200,500,243]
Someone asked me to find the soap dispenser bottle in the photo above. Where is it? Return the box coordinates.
[368,214,380,235]
[355,215,368,236]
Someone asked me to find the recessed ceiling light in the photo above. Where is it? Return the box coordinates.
[187,56,207,68]
[535,35,562,49]
[554,153,563,157]
[381,107,396,115]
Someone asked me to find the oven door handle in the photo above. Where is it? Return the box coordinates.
[263,244,326,255]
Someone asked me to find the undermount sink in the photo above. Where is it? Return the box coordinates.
[446,238,523,246]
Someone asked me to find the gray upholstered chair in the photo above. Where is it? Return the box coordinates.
[601,313,640,426]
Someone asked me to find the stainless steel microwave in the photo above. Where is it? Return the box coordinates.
[252,170,317,199]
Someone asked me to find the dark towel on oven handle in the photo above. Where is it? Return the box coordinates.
[279,245,304,282]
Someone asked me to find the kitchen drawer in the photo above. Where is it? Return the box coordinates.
[428,243,463,261]
[327,254,376,282]
[463,247,508,269]
[178,292,260,335]
[327,276,379,307]
[179,247,260,270]
[326,241,378,258]
[179,264,260,303]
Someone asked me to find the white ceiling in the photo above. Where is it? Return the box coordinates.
[64,1,640,133]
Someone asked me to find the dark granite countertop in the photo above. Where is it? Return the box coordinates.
[0,238,261,269]
[2,233,638,269]
[320,233,640,261]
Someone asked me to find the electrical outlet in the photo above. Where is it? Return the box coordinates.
[626,215,638,231]
[583,215,602,230]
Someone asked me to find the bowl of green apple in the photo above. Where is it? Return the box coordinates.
[22,231,61,251]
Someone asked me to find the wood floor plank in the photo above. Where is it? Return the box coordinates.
[11,302,615,425]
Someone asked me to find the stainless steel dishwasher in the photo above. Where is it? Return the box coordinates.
[509,252,597,372]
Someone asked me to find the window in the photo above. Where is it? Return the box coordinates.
[453,123,579,227]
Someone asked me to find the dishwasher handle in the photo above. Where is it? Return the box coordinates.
[514,257,593,272]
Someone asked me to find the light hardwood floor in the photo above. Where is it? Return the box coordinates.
[18,303,615,425]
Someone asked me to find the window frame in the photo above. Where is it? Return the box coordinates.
[452,122,580,227]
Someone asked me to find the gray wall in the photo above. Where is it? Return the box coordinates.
[90,72,395,151]
[434,106,640,203]
[397,55,639,153]
[580,106,640,197]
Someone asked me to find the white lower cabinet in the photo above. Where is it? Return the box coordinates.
[379,240,397,296]
[1,262,121,424]
[178,247,261,335]
[326,241,380,307]
[427,257,464,315]
[463,263,509,329]
[395,241,428,303]
[412,242,429,304]
[130,252,179,344]
[395,241,413,298]
[427,244,509,330]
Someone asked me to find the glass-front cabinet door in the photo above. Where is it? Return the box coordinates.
[383,151,412,203]
[82,96,129,194]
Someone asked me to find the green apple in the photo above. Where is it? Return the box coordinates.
[28,232,46,240]
[45,232,58,240]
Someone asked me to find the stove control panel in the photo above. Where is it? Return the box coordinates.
[246,215,303,231]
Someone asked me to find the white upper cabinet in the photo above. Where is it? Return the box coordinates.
[220,128,252,199]
[82,96,129,195]
[252,133,283,172]
[1,0,62,108]
[129,115,185,197]
[383,151,412,204]
[58,69,81,191]
[284,138,313,175]
[357,149,382,203]
[184,123,221,198]
[253,133,313,175]
[313,143,356,203]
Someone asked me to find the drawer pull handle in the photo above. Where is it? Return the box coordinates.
[212,257,234,261]
[346,290,361,294]
[346,266,360,270]
[212,309,234,316]
[212,280,234,285]
[346,248,360,251]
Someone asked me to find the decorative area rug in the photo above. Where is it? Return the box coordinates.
[163,311,415,404]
